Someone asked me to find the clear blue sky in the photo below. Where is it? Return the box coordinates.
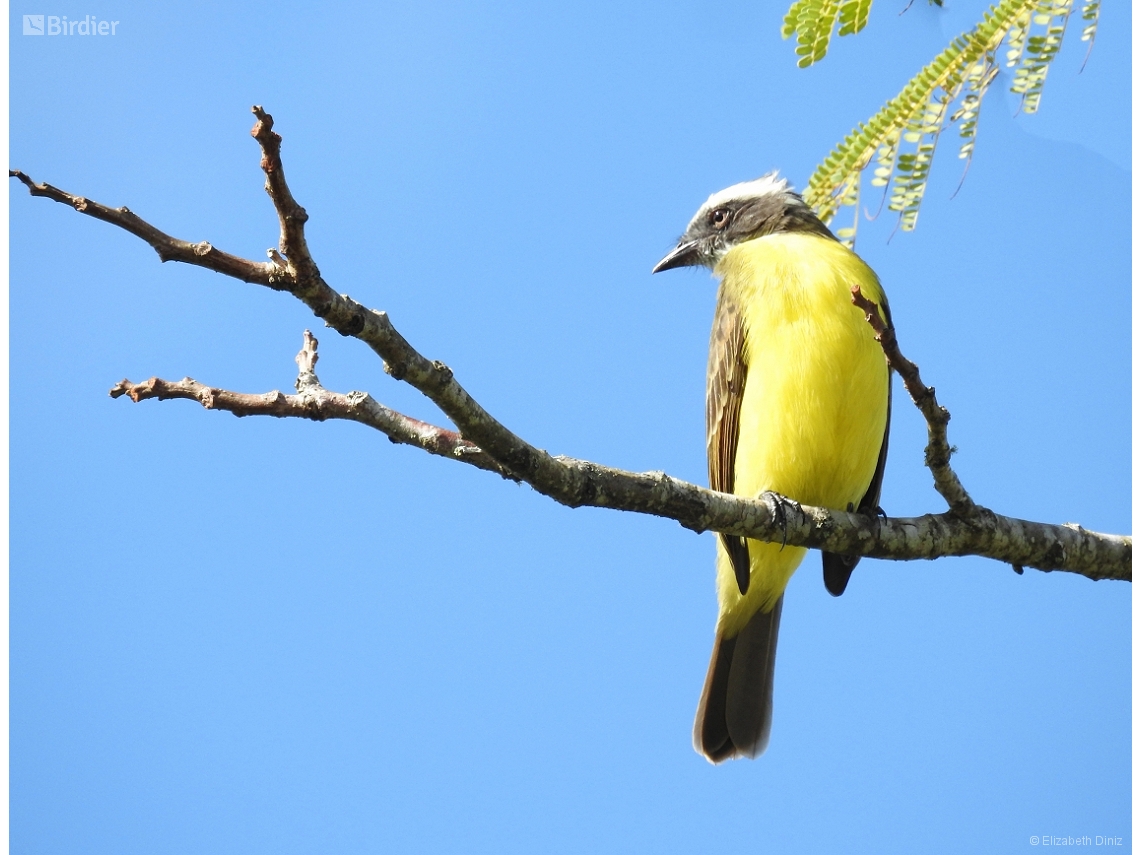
[10,2,1131,852]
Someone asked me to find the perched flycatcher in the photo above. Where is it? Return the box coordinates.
[653,174,891,762]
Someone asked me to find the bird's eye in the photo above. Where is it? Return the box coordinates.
[709,208,731,229]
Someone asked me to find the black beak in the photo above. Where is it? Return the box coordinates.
[651,239,702,274]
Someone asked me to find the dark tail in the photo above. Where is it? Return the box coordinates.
[822,552,859,597]
[692,594,784,762]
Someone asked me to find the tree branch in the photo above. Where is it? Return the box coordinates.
[7,169,277,286]
[851,285,973,512]
[11,106,1130,585]
[107,332,1130,583]
[108,332,515,479]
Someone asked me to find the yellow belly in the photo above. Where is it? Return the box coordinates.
[713,232,889,635]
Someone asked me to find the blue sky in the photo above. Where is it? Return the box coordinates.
[10,2,1131,853]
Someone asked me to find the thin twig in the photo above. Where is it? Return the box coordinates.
[851,286,974,512]
[108,333,514,480]
[251,106,319,285]
[7,169,277,286]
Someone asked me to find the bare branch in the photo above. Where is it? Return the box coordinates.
[8,169,277,286]
[106,333,1130,584]
[851,285,973,511]
[243,110,555,484]
[294,328,320,381]
[11,106,1131,586]
[251,106,320,285]
[108,335,514,480]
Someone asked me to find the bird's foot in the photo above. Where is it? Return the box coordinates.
[760,491,802,550]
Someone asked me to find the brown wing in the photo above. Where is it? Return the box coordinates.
[707,286,751,595]
[823,294,894,597]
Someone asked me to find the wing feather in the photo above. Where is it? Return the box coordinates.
[823,292,894,596]
[707,286,751,595]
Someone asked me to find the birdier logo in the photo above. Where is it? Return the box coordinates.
[23,14,120,35]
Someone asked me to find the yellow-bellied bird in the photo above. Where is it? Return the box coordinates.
[653,174,891,762]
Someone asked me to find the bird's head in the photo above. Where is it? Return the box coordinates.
[651,173,832,273]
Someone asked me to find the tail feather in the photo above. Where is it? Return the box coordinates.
[693,634,738,762]
[693,595,784,762]
[822,552,859,597]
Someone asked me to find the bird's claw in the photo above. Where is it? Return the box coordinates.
[762,491,802,551]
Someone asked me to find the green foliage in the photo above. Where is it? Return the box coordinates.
[1007,0,1076,114]
[1079,1,1099,69]
[782,0,874,67]
[800,0,1096,243]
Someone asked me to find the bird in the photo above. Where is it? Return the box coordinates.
[652,173,891,762]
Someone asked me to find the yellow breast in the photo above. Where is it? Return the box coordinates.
[713,231,889,631]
